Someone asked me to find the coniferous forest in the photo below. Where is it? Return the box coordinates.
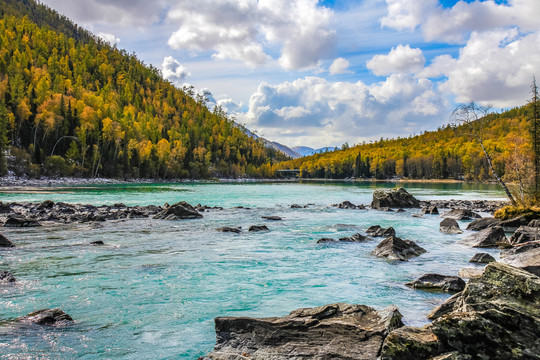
[0,0,287,179]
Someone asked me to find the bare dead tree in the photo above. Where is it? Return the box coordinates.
[451,102,517,206]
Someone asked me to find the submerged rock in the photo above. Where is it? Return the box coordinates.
[406,274,465,292]
[466,217,500,231]
[153,201,202,220]
[371,236,426,261]
[216,227,242,233]
[469,253,495,263]
[4,215,41,227]
[18,308,74,326]
[90,240,105,245]
[441,209,481,221]
[460,226,510,248]
[0,270,16,283]
[367,225,396,237]
[0,233,15,247]
[316,237,336,243]
[203,302,403,360]
[440,218,462,234]
[248,225,269,232]
[371,188,420,209]
[261,216,282,221]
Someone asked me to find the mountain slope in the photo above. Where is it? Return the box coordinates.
[0,0,287,179]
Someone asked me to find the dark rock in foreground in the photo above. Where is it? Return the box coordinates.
[367,225,396,237]
[203,303,403,360]
[4,215,41,227]
[509,225,539,245]
[216,227,242,233]
[441,209,481,221]
[382,263,540,360]
[466,217,500,231]
[439,218,462,234]
[18,308,74,326]
[372,236,426,261]
[153,201,202,220]
[460,226,510,248]
[0,270,16,283]
[406,274,465,293]
[469,253,495,263]
[371,188,420,209]
[248,225,269,232]
[0,233,14,247]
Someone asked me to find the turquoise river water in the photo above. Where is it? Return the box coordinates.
[0,181,506,359]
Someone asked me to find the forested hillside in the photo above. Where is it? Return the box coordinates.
[0,0,286,179]
[280,105,534,183]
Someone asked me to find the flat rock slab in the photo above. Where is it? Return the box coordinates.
[406,274,465,292]
[442,209,481,221]
[372,236,426,261]
[499,247,540,276]
[203,303,403,360]
[466,217,500,231]
[371,188,420,209]
[0,233,14,247]
[18,308,74,326]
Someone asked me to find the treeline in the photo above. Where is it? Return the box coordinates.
[0,1,287,179]
[281,105,534,182]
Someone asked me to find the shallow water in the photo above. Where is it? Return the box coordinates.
[0,181,505,359]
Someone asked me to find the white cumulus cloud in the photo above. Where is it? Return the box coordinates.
[329,58,352,75]
[167,0,335,70]
[367,44,425,76]
[97,32,120,45]
[162,56,191,85]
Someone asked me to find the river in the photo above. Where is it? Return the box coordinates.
[0,181,506,358]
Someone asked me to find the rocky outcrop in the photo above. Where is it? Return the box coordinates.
[381,263,540,360]
[153,201,202,220]
[469,253,495,263]
[203,303,404,360]
[0,270,16,283]
[248,225,269,232]
[18,308,74,326]
[465,217,500,231]
[439,218,462,234]
[372,236,426,261]
[441,209,481,221]
[509,226,539,245]
[0,233,14,247]
[4,215,41,227]
[406,274,465,292]
[460,226,510,248]
[367,225,396,237]
[372,188,420,209]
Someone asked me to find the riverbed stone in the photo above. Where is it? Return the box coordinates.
[339,233,370,242]
[248,225,269,232]
[440,218,462,234]
[262,216,282,221]
[460,226,510,248]
[203,302,404,360]
[406,274,465,292]
[0,233,14,247]
[469,253,495,263]
[423,206,439,215]
[372,236,426,261]
[0,270,16,283]
[367,225,396,237]
[216,227,242,233]
[371,188,420,209]
[338,201,357,209]
[153,201,202,220]
[499,246,540,276]
[441,209,481,220]
[18,308,74,326]
[465,217,501,231]
[509,225,539,245]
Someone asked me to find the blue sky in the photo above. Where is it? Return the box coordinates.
[40,0,540,148]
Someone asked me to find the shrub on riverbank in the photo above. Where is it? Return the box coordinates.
[494,205,540,220]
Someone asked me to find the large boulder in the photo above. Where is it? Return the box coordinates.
[406,274,465,293]
[3,215,41,227]
[203,303,403,360]
[0,233,14,247]
[153,201,202,220]
[367,225,396,237]
[371,236,426,261]
[466,217,501,231]
[440,218,462,234]
[460,226,510,248]
[0,270,16,283]
[499,246,540,276]
[18,308,74,326]
[441,209,481,221]
[371,188,420,209]
[382,263,540,360]
[509,226,539,245]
